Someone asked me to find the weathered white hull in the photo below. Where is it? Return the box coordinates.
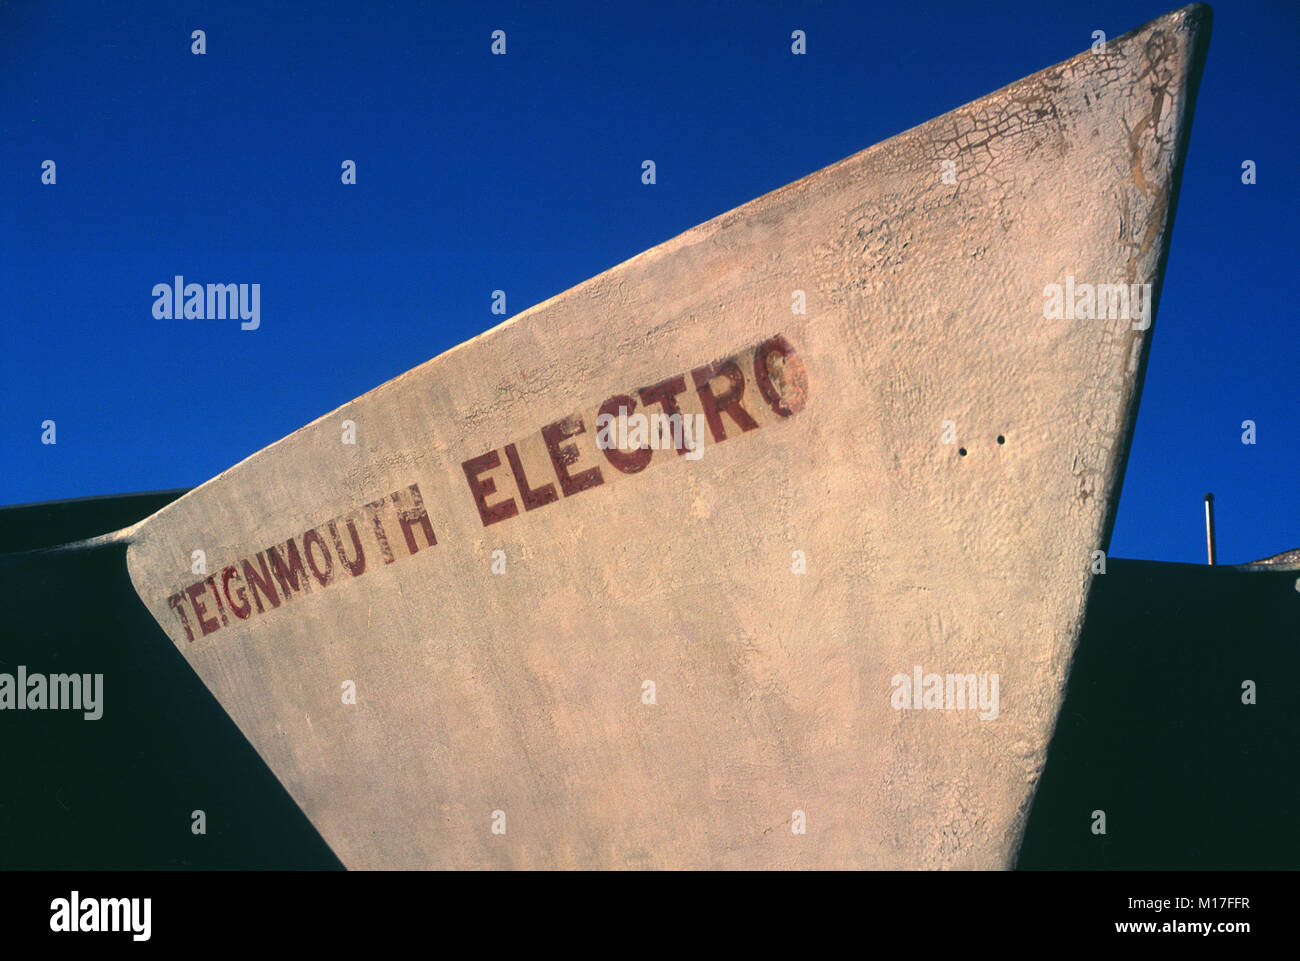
[123,5,1210,868]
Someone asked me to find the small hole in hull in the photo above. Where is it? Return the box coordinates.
[958,448,967,456]
[997,435,1005,445]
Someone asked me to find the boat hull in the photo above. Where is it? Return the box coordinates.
[121,6,1211,868]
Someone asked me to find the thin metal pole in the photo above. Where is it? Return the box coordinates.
[1204,493,1216,565]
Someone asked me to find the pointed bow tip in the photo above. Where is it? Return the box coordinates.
[1123,4,1213,59]
[1156,3,1214,51]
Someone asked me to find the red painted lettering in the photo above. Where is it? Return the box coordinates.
[504,443,559,511]
[462,449,520,527]
[186,581,220,636]
[692,359,758,443]
[393,483,438,555]
[222,565,252,619]
[267,539,313,599]
[167,591,196,642]
[638,375,690,455]
[753,335,807,416]
[242,553,281,613]
[328,519,366,577]
[597,394,652,474]
[365,500,397,564]
[542,416,604,497]
[204,574,230,627]
[302,529,334,586]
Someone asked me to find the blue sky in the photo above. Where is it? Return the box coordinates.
[2,0,1296,565]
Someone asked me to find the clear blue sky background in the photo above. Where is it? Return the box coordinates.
[2,0,1296,565]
